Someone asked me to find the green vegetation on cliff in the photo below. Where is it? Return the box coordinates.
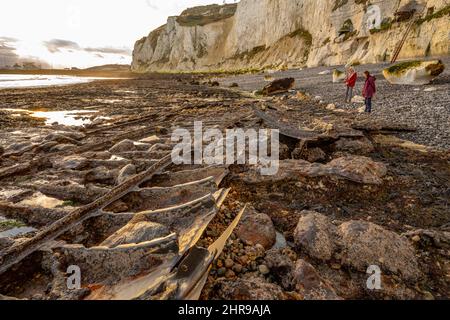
[416,5,450,25]
[176,4,237,27]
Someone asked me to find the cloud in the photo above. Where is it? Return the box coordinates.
[84,46,132,55]
[0,36,18,43]
[43,39,81,53]
[0,37,20,66]
[43,39,132,57]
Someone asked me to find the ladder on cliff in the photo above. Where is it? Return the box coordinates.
[390,8,425,63]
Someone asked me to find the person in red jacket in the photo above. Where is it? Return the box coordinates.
[362,71,376,113]
[345,67,357,103]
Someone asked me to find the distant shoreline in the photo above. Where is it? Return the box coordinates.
[0,69,137,78]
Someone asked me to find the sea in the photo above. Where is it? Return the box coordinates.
[0,74,110,89]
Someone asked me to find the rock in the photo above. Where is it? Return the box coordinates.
[383,60,445,85]
[154,126,169,135]
[44,133,81,145]
[319,70,331,75]
[351,95,365,103]
[229,82,239,88]
[116,164,137,185]
[294,211,337,261]
[403,229,450,249]
[293,91,310,101]
[217,268,226,277]
[213,277,286,300]
[338,221,421,281]
[236,209,276,250]
[264,248,295,289]
[241,156,387,185]
[100,221,170,248]
[293,147,326,163]
[333,69,346,83]
[261,78,295,96]
[326,103,336,110]
[279,143,290,160]
[325,156,387,184]
[49,144,76,152]
[258,264,270,275]
[224,258,234,269]
[0,237,14,252]
[294,212,421,281]
[109,139,137,153]
[293,259,341,300]
[232,264,243,273]
[53,156,89,170]
[225,269,236,279]
[333,137,375,155]
[140,135,160,144]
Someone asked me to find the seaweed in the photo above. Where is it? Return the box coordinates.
[0,220,26,232]
[385,61,422,75]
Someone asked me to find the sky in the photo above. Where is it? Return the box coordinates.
[0,0,230,69]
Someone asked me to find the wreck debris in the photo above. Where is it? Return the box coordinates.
[261,78,295,96]
[333,69,346,83]
[383,60,445,85]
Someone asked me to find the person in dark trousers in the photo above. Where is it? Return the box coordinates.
[362,71,376,113]
[345,67,357,103]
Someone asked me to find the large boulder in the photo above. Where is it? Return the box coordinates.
[293,212,421,281]
[236,209,277,250]
[383,60,445,85]
[338,221,421,281]
[294,211,337,261]
[325,156,387,184]
[261,78,295,96]
[241,156,387,185]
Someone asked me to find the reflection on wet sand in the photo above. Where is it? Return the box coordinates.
[1,109,98,126]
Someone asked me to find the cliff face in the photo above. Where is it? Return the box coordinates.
[132,0,449,72]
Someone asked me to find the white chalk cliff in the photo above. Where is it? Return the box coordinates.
[132,0,449,72]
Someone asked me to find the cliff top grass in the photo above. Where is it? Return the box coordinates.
[176,4,237,27]
[385,61,422,75]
